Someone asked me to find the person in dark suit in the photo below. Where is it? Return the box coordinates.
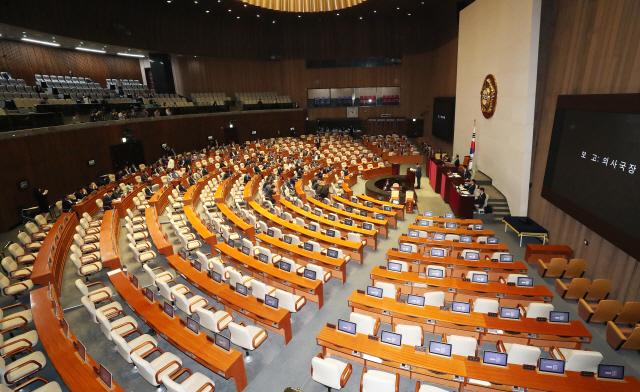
[453,154,460,170]
[474,187,486,207]
[201,167,209,176]
[88,183,99,193]
[130,163,139,172]
[315,137,321,149]
[144,183,154,198]
[461,165,471,180]
[223,170,231,180]
[35,188,49,214]
[466,179,477,195]
[243,173,251,184]
[415,163,423,189]
[266,184,276,203]
[62,195,76,211]
[187,175,197,186]
[115,170,125,180]
[75,188,88,200]
[383,179,391,191]
[141,172,150,182]
[342,168,349,177]
[102,191,114,210]
[317,183,330,199]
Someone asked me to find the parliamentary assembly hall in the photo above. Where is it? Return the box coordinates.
[0,0,638,391]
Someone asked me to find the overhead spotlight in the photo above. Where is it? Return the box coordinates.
[298,15,301,18]
[374,10,377,13]
[237,16,240,19]
[117,52,144,57]
[206,10,209,13]
[408,13,411,15]
[76,47,106,53]
[336,13,340,15]
[359,16,362,19]
[257,14,260,17]
[21,38,60,47]
[228,9,231,12]
[397,7,400,9]
[272,20,276,23]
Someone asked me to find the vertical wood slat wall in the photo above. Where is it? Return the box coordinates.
[530,0,640,302]
[0,40,141,88]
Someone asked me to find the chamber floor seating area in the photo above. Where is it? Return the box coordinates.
[0,135,637,392]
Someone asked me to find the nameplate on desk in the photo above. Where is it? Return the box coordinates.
[475,327,484,333]
[192,282,199,288]
[357,289,365,294]
[399,363,412,370]
[368,335,379,341]
[382,310,391,316]
[482,268,491,272]
[426,319,436,325]
[467,356,480,362]
[282,281,290,286]
[309,289,315,294]
[272,322,279,328]
[495,293,505,298]
[327,323,336,329]
[334,266,340,270]
[185,351,195,359]
[579,336,589,342]
[536,317,547,322]
[415,346,427,352]
[526,333,537,338]
[241,263,248,268]
[139,316,146,323]
[512,387,524,392]
[361,353,381,363]
[488,312,497,317]
[448,288,456,293]
[580,371,595,377]
[256,238,262,243]
[446,264,454,268]
[543,296,552,301]
[160,333,168,340]
[487,329,502,335]
[522,364,536,371]
[413,260,420,264]
[440,306,449,311]
[351,350,361,357]
[379,266,386,270]
[452,375,465,382]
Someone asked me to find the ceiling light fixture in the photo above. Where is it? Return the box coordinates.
[76,47,106,53]
[117,52,145,58]
[237,0,366,12]
[206,10,210,13]
[21,38,60,47]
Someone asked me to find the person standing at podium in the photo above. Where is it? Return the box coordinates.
[415,163,422,189]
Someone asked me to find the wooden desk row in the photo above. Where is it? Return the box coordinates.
[316,326,637,392]
[331,195,398,228]
[249,201,364,264]
[31,287,127,392]
[407,224,495,239]
[144,207,174,256]
[215,242,324,309]
[397,235,509,258]
[305,192,390,237]
[107,269,248,391]
[255,233,347,284]
[347,291,591,348]
[361,165,393,180]
[167,255,292,344]
[370,266,553,307]
[278,199,379,250]
[385,249,528,278]
[357,194,405,220]
[31,213,77,297]
[414,216,483,226]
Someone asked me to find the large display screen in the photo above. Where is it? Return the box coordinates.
[542,94,640,260]
[432,97,456,143]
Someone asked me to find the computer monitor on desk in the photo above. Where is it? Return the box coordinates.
[471,273,488,283]
[214,333,231,352]
[407,294,425,307]
[366,286,383,298]
[427,268,444,278]
[538,358,565,375]
[337,319,357,335]
[516,277,534,287]
[499,307,520,320]
[452,301,471,314]
[460,235,472,243]
[597,364,625,380]
[499,254,513,263]
[465,252,479,261]
[444,213,454,219]
[418,220,430,227]
[430,248,445,258]
[408,230,419,238]
[210,270,222,283]
[483,351,508,367]
[258,253,269,264]
[387,261,403,272]
[424,211,434,218]
[433,233,445,241]
[303,269,316,281]
[487,237,499,244]
[380,331,402,347]
[445,222,457,230]
[399,244,413,253]
[549,311,570,323]
[429,341,452,357]
[265,294,279,309]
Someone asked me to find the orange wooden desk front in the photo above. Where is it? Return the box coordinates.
[31,287,126,392]
[107,269,247,391]
[167,254,292,344]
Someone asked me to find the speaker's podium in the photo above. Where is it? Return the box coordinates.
[405,167,416,187]
[405,190,415,213]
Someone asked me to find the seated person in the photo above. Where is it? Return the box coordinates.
[383,179,392,191]
[474,187,487,207]
[61,195,76,211]
[102,190,115,210]
[317,182,330,199]
[464,179,477,195]
[462,165,471,180]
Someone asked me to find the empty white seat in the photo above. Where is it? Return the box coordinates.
[0,379,60,391]
[554,347,603,373]
[361,368,398,392]
[80,295,122,323]
[523,303,554,319]
[0,257,32,280]
[250,280,276,301]
[111,330,157,363]
[311,354,352,391]
[274,289,306,312]
[172,289,207,315]
[161,371,215,392]
[0,329,38,356]
[228,268,253,289]
[0,304,33,331]
[305,263,331,283]
[131,350,182,387]
[447,335,478,357]
[415,382,449,392]
[195,306,233,333]
[394,324,423,347]
[348,312,379,336]
[374,282,399,299]
[0,350,47,386]
[228,321,268,362]
[473,298,499,314]
[499,342,541,366]
[96,311,137,340]
[424,291,446,307]
[143,264,173,287]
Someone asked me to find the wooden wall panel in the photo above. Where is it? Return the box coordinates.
[0,110,305,232]
[529,0,640,302]
[0,40,141,87]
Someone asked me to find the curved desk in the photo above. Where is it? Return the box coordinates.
[407,224,495,238]
[249,201,364,264]
[370,266,553,307]
[167,255,292,344]
[397,235,509,259]
[385,249,528,278]
[306,194,389,237]
[415,216,483,226]
[31,287,126,392]
[256,233,347,284]
[215,242,324,309]
[357,194,404,220]
[145,207,174,256]
[279,199,378,250]
[347,291,590,348]
[98,209,121,270]
[107,269,248,391]
[331,195,398,228]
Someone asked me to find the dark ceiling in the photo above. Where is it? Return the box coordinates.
[0,0,462,59]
